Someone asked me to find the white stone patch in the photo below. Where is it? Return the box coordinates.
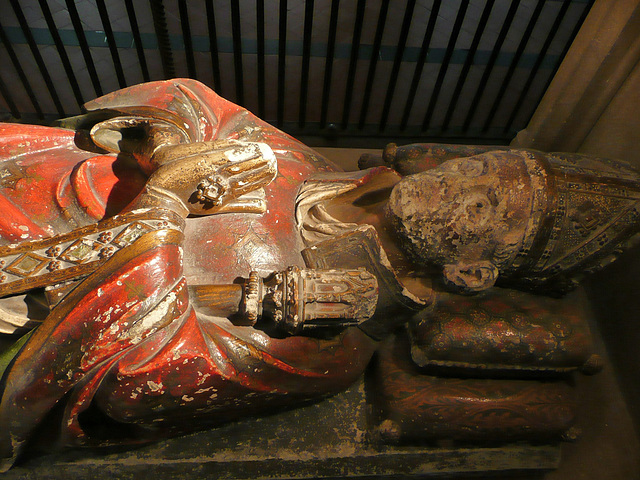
[125,291,176,344]
[147,380,163,392]
[194,386,215,394]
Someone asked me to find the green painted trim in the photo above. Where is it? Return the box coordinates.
[0,329,34,381]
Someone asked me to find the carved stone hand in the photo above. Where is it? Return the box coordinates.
[131,140,277,217]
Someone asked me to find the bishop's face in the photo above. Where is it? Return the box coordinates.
[386,152,535,276]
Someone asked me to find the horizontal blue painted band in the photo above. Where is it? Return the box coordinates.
[2,26,560,69]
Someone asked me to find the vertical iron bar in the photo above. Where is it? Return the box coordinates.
[358,0,389,129]
[0,20,42,118]
[400,0,441,130]
[257,0,266,118]
[66,0,102,97]
[379,0,416,131]
[298,0,314,127]
[150,0,175,79]
[527,0,594,125]
[503,0,572,133]
[462,0,520,132]
[0,70,20,119]
[38,0,84,109]
[320,0,340,129]
[205,0,222,93]
[231,1,244,105]
[96,0,127,88]
[481,0,545,133]
[422,1,469,131]
[10,0,65,117]
[277,0,287,127]
[125,0,150,82]
[441,0,495,131]
[179,0,197,78]
[341,0,366,129]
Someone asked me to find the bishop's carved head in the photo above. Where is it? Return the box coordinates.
[386,149,640,295]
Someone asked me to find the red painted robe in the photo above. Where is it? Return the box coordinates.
[0,80,377,465]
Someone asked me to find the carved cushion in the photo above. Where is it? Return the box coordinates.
[409,287,596,375]
[375,333,577,443]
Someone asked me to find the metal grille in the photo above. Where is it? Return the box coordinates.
[0,0,593,147]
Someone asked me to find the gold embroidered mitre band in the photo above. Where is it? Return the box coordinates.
[503,151,640,293]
